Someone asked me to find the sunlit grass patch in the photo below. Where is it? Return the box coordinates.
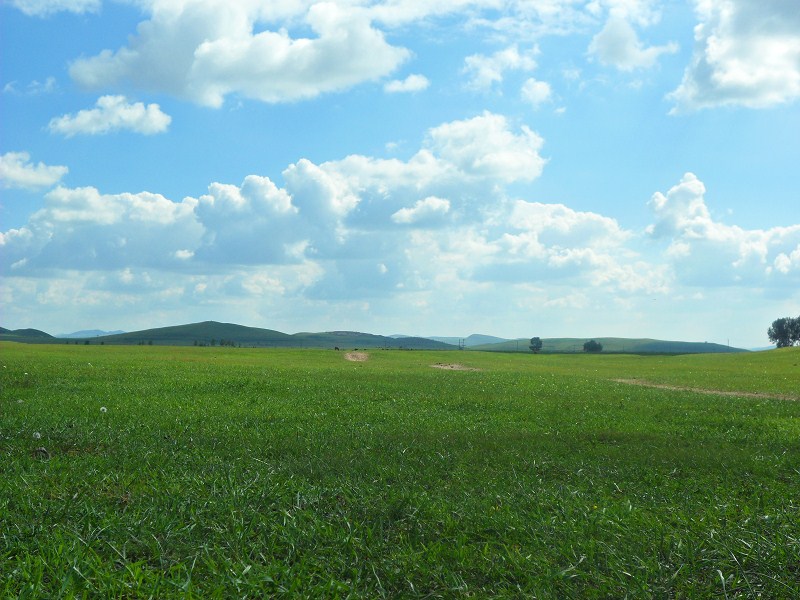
[1,343,799,597]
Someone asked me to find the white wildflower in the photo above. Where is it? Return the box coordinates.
[100,406,107,413]
[33,432,41,440]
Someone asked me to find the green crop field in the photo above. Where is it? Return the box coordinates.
[2,342,799,598]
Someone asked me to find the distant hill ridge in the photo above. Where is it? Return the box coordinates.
[0,321,748,353]
[425,334,509,347]
[471,337,747,354]
[0,328,54,341]
[2,321,454,350]
[97,321,293,346]
[57,329,126,338]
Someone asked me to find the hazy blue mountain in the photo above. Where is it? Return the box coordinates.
[57,330,126,338]
[427,334,510,347]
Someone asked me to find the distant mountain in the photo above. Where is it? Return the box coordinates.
[471,337,747,354]
[466,334,510,346]
[427,334,511,347]
[57,329,126,338]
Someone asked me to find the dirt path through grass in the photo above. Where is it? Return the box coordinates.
[345,352,368,362]
[612,378,798,401]
[430,363,481,371]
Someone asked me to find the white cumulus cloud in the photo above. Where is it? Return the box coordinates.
[589,16,677,71]
[1,185,203,273]
[9,0,100,17]
[3,77,58,96]
[193,176,300,265]
[0,112,586,306]
[773,246,800,275]
[0,151,68,190]
[48,95,171,137]
[6,112,797,341]
[426,112,546,182]
[669,0,800,111]
[509,200,629,249]
[521,77,552,107]
[647,173,800,287]
[68,1,410,107]
[391,196,451,225]
[463,45,538,90]
[384,74,430,93]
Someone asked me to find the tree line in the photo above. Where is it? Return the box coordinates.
[529,337,603,353]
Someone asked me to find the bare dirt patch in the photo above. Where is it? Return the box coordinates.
[430,363,481,372]
[612,378,798,401]
[345,352,369,362]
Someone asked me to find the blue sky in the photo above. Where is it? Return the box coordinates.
[1,0,798,347]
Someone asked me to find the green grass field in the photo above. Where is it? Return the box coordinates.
[2,342,799,598]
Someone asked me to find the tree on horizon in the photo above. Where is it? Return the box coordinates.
[583,340,603,353]
[768,316,800,348]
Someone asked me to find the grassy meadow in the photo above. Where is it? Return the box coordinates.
[2,342,799,598]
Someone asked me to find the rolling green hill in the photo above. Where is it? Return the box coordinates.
[93,321,293,346]
[2,321,748,353]
[472,336,747,354]
[0,328,55,343]
[293,331,454,350]
[54,321,456,350]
